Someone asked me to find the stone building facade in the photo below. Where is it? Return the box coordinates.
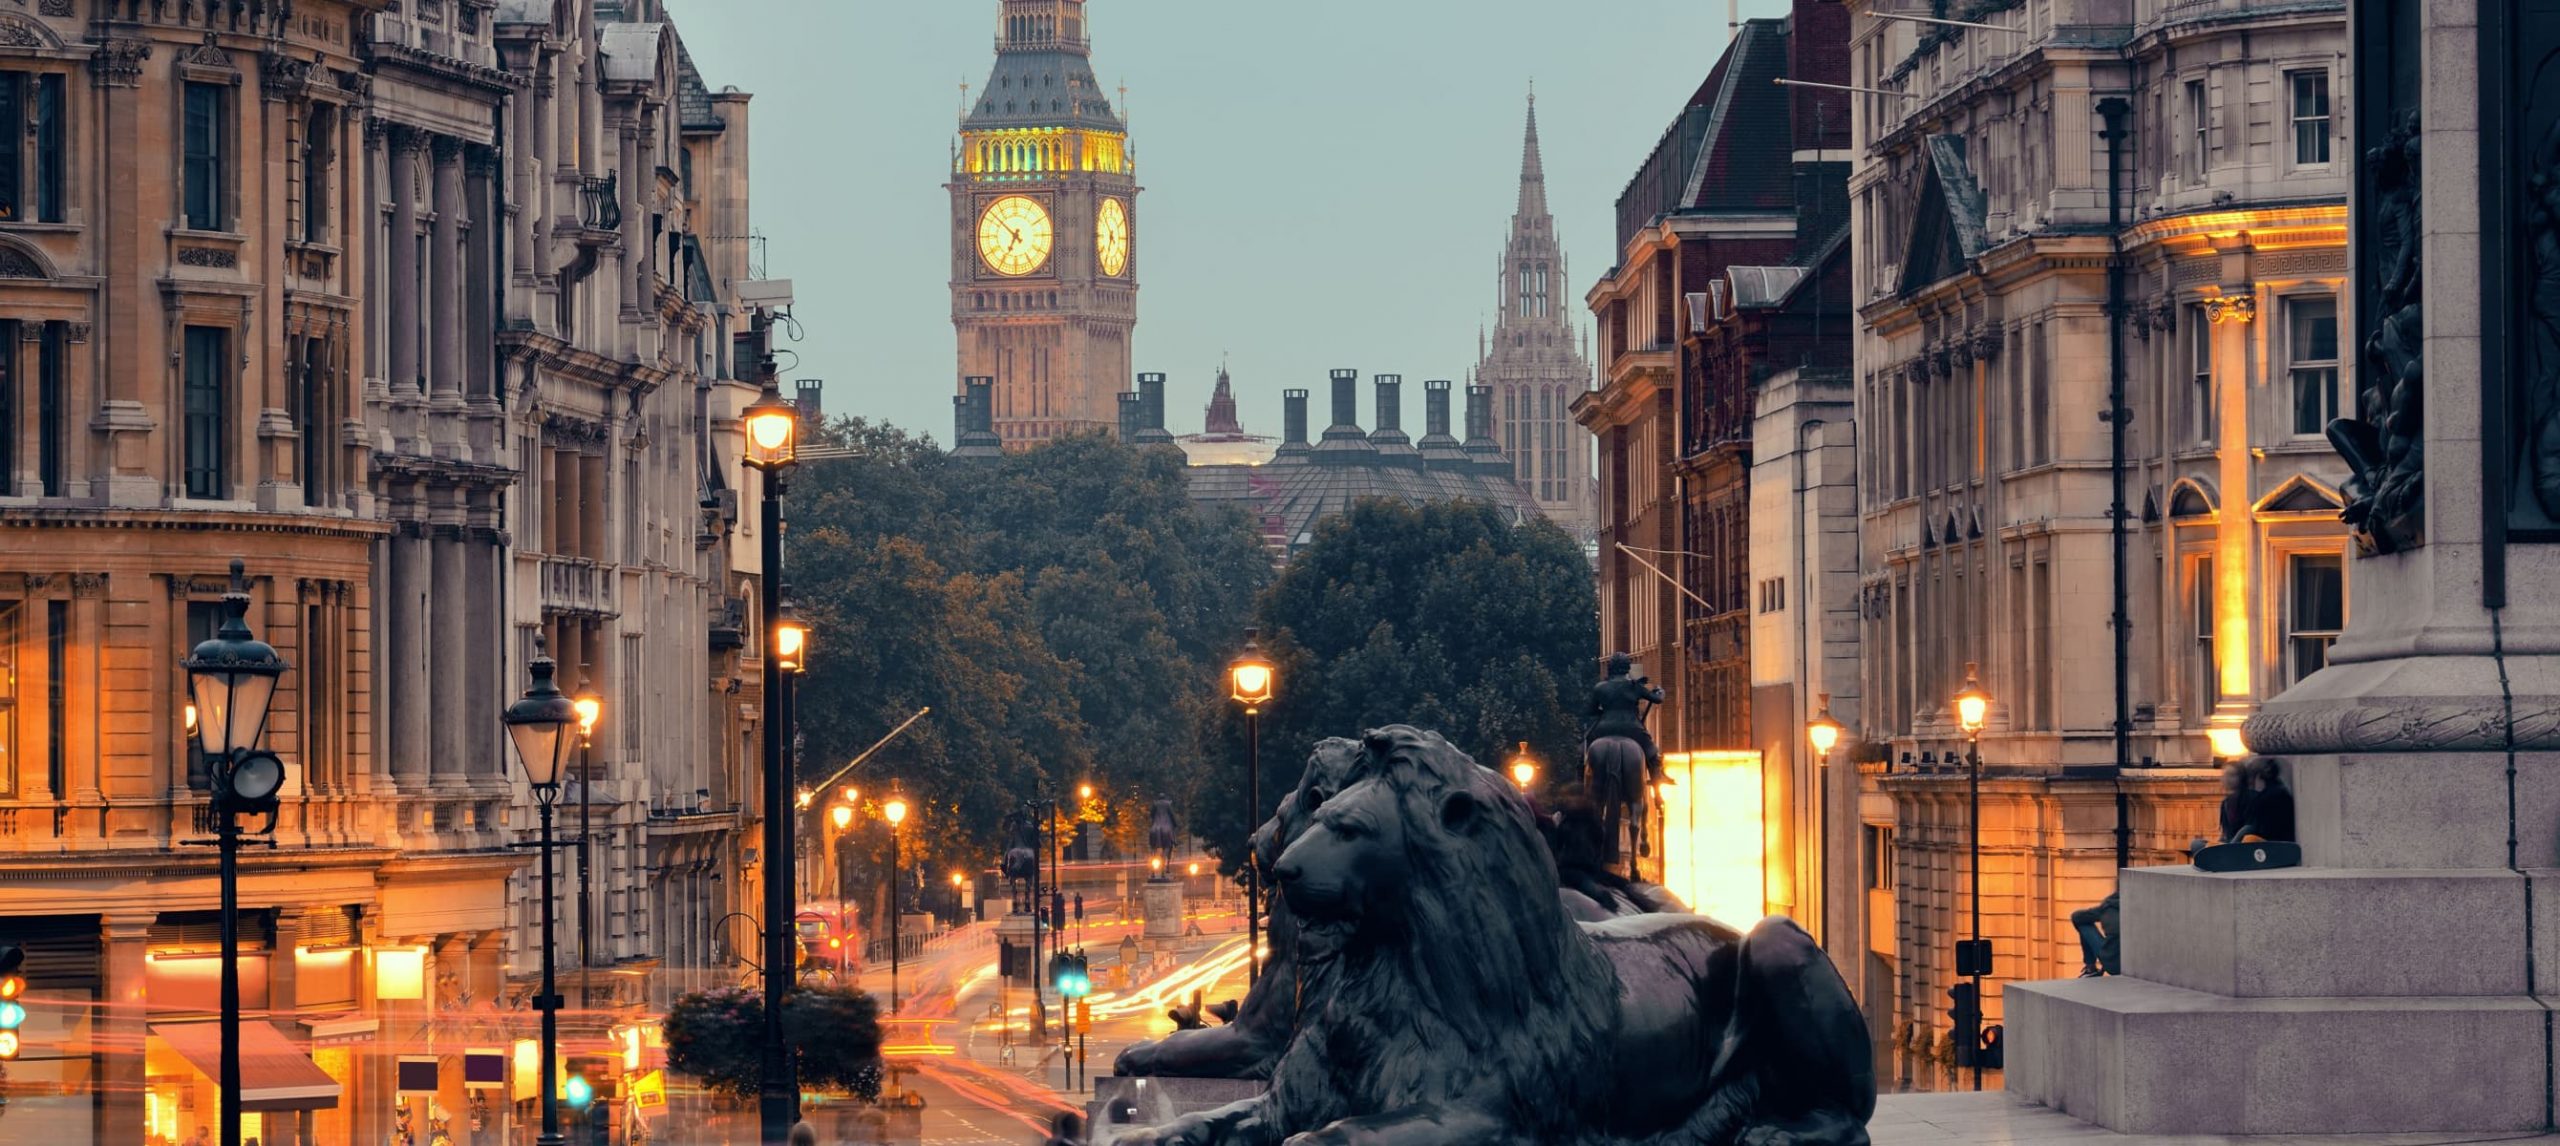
[1843,0,2349,1089]
[1577,0,1848,898]
[0,1,769,1141]
[487,0,766,1030]
[1476,95,1596,542]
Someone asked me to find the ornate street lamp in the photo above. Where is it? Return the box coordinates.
[504,641,579,1146]
[773,600,809,674]
[741,358,801,1143]
[1807,694,1843,760]
[182,560,289,1146]
[571,690,603,1010]
[1507,741,1538,791]
[883,791,910,1013]
[1951,662,1992,1092]
[1226,629,1276,984]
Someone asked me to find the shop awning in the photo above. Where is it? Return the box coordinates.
[151,1021,342,1112]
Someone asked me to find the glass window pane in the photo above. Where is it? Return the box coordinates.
[2290,297,2339,361]
[2294,554,2344,630]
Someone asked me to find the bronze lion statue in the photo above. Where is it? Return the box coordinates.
[1110,726,1874,1146]
[1114,737,1364,1080]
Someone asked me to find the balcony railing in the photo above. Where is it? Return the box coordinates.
[540,557,610,615]
[579,173,622,234]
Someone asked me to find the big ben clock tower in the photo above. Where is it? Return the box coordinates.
[952,0,1137,448]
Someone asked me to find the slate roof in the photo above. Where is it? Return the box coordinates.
[675,40,723,132]
[965,40,1123,133]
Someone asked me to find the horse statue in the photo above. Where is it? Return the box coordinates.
[1582,651,1665,870]
[1147,797,1179,871]
[1000,806,1040,912]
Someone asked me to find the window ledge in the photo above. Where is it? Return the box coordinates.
[0,220,79,234]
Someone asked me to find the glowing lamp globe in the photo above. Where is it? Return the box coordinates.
[503,644,579,799]
[883,796,909,827]
[1807,693,1844,757]
[1227,628,1276,710]
[1952,663,1991,738]
[830,803,854,831]
[181,560,290,759]
[572,693,602,742]
[740,384,799,470]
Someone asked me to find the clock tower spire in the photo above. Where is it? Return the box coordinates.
[951,0,1138,448]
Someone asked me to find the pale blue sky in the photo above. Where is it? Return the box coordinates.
[665,0,1791,441]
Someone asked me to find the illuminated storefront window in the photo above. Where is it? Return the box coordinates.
[1656,750,1766,926]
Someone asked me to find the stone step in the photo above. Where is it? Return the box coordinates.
[2005,976,2553,1136]
[2122,864,2531,997]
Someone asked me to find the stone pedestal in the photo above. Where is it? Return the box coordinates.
[1089,1077,1265,1144]
[1142,877,1185,939]
[2007,1,2560,1134]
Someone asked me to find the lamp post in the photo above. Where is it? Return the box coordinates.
[829,803,854,977]
[504,641,580,1146]
[181,560,289,1146]
[1226,630,1275,984]
[571,691,601,1012]
[1507,741,1538,792]
[1808,694,1843,946]
[741,348,802,1145]
[1952,664,1992,1093]
[883,792,909,1013]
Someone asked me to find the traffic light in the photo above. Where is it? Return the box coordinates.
[1947,982,1980,1068]
[0,945,24,1060]
[1050,950,1091,998]
[1050,890,1066,932]
[1955,938,1995,978]
[1073,893,1084,923]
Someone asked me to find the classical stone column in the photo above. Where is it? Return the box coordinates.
[387,128,422,395]
[428,499,466,784]
[95,914,153,1146]
[428,137,464,467]
[389,515,432,789]
[467,492,503,778]
[618,120,643,320]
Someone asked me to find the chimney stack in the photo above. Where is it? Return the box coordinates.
[952,376,1003,458]
[1464,383,1512,476]
[1369,374,1416,463]
[1317,368,1375,461]
[1418,379,1466,469]
[1118,391,1144,443]
[1278,388,1312,459]
[1134,372,1175,445]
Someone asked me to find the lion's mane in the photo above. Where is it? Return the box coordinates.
[1265,726,1620,1142]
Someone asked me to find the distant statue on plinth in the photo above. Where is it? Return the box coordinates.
[1000,806,1039,913]
[1583,651,1665,864]
[1148,797,1179,875]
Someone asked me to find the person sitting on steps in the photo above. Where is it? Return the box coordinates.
[2071,891,2121,978]
[2236,757,2296,844]
[2189,758,2253,858]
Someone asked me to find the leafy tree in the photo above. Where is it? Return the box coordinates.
[785,422,1272,869]
[1188,499,1599,873]
[664,984,884,1101]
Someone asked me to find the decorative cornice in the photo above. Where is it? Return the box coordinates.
[261,50,314,100]
[88,38,150,88]
[367,38,529,95]
[2245,698,2560,754]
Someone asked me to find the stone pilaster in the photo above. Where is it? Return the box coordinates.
[428,135,465,442]
[387,127,424,396]
[95,914,153,1146]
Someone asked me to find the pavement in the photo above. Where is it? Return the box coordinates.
[801,905,1257,1144]
[1872,1092,2560,1145]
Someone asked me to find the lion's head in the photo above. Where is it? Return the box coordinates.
[1265,726,1616,1128]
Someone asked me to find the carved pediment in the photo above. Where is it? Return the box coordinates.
[2257,474,2346,516]
[0,14,65,50]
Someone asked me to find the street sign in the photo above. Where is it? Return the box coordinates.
[631,1069,667,1110]
[1076,1000,1091,1034]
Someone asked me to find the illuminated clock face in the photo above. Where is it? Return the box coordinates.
[977,195,1054,277]
[1096,197,1130,277]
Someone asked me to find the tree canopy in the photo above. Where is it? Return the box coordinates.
[1186,499,1600,872]
[664,984,883,1101]
[786,424,1273,876]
